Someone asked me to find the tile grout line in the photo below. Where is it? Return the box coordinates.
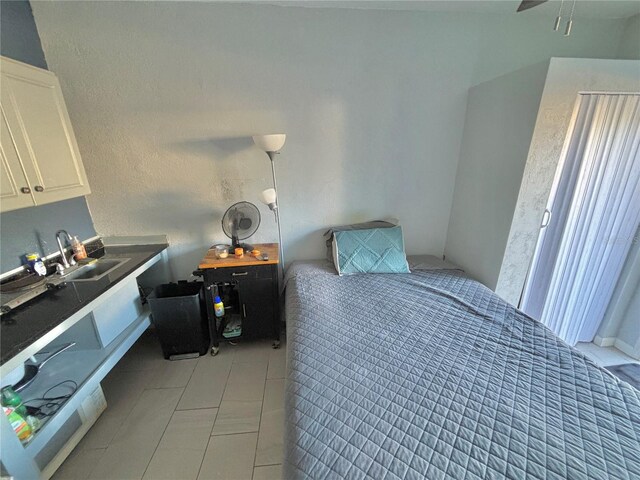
[87,387,183,480]
[252,354,271,468]
[97,380,159,451]
[176,405,227,412]
[193,407,219,480]
[71,447,107,480]
[139,407,174,480]
[209,358,268,437]
[80,359,145,475]
[211,429,260,437]
[121,387,183,480]
[142,385,191,391]
[93,371,153,454]
[173,355,208,409]
[195,432,215,480]
[139,396,219,480]
[175,349,236,410]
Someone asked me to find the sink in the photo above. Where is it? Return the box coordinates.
[62,258,130,282]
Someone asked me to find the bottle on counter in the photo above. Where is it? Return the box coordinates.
[25,253,47,276]
[71,236,87,261]
[26,414,41,433]
[1,386,27,417]
[2,406,32,444]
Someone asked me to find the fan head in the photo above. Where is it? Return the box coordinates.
[221,201,261,250]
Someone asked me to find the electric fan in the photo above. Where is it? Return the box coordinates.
[221,201,261,251]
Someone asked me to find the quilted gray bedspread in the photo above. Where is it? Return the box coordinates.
[284,260,640,480]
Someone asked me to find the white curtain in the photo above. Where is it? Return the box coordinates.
[525,94,640,346]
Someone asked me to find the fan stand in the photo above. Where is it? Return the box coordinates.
[231,234,254,253]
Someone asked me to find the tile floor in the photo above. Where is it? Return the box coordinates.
[53,330,285,480]
[574,342,639,367]
[50,335,636,479]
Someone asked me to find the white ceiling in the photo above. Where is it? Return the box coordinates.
[254,1,640,19]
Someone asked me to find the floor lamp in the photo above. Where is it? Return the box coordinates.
[253,134,286,278]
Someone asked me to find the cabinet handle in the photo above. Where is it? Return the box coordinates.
[34,185,44,192]
[20,187,31,194]
[232,272,248,277]
[541,208,552,228]
[242,304,247,317]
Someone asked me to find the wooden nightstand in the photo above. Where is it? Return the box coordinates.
[197,243,280,356]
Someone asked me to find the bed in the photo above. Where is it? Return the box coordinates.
[284,258,640,480]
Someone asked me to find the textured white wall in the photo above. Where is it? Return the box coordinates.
[444,62,549,289]
[495,58,640,305]
[31,2,630,278]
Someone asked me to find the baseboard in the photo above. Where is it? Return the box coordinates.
[613,338,640,360]
[593,335,616,347]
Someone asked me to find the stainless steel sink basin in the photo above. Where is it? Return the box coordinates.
[62,258,130,282]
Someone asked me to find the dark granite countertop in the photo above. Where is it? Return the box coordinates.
[0,243,167,365]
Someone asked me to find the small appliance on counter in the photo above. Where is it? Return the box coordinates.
[220,201,261,252]
[0,271,65,316]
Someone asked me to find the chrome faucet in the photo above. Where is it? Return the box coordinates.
[55,230,77,269]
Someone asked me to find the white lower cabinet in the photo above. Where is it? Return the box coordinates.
[0,258,160,479]
[92,278,143,348]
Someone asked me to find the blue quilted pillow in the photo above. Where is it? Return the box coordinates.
[332,226,410,275]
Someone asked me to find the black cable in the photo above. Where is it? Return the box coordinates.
[42,379,77,398]
[22,379,78,418]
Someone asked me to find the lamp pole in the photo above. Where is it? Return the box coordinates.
[253,134,287,351]
[267,151,285,274]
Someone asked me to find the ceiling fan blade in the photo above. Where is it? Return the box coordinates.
[517,0,548,12]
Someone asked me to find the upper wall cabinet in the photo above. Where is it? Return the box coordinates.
[0,56,90,213]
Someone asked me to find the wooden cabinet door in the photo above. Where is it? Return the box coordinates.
[0,56,90,211]
[0,106,35,211]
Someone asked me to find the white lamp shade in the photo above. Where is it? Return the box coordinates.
[260,188,277,205]
[253,134,286,153]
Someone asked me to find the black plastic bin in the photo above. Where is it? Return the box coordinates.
[148,281,210,359]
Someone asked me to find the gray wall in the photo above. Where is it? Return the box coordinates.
[444,62,549,289]
[0,0,47,69]
[1,198,96,270]
[618,14,640,60]
[31,2,632,279]
[0,0,96,272]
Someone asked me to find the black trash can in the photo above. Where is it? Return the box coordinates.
[148,281,210,359]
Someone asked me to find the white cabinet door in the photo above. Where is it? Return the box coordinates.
[0,57,91,212]
[0,106,35,211]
